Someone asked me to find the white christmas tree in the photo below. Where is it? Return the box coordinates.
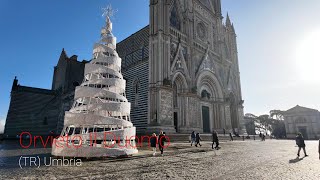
[52,5,138,157]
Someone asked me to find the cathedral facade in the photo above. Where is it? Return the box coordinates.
[120,0,245,134]
[5,0,245,136]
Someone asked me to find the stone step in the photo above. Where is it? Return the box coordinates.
[161,134,258,142]
[136,134,260,143]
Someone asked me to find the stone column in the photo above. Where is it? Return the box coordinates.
[225,104,232,129]
[238,106,247,135]
[220,104,226,129]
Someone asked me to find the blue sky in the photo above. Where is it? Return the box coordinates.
[1,0,320,132]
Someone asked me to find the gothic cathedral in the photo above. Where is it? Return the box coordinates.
[147,0,245,134]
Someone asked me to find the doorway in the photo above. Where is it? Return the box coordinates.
[202,106,210,133]
[174,112,178,132]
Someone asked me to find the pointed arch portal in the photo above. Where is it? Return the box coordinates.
[197,70,224,133]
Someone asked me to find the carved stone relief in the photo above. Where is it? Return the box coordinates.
[197,22,206,40]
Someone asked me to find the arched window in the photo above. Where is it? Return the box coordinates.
[173,82,178,107]
[133,79,139,107]
[201,90,211,99]
[170,1,181,31]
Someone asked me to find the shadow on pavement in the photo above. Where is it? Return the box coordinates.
[289,157,304,163]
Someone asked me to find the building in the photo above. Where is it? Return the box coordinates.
[5,0,245,136]
[283,105,320,140]
[4,51,87,137]
[121,0,245,134]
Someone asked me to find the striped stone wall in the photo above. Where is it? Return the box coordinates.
[5,86,60,137]
[118,26,149,134]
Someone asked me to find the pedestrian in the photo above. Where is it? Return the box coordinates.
[190,131,196,146]
[318,138,320,160]
[195,133,202,147]
[259,132,262,140]
[229,132,233,141]
[223,128,226,136]
[158,131,166,156]
[212,130,220,150]
[262,134,266,141]
[295,132,308,158]
[150,133,157,156]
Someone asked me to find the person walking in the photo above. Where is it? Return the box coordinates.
[229,132,233,141]
[212,130,220,150]
[158,131,166,156]
[195,133,202,147]
[190,131,196,146]
[296,132,308,158]
[150,133,157,156]
[318,138,320,160]
[223,128,226,136]
[259,132,262,140]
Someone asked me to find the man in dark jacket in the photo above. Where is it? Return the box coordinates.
[229,132,233,141]
[195,133,202,147]
[158,131,166,156]
[296,133,308,157]
[212,130,220,150]
[150,133,157,156]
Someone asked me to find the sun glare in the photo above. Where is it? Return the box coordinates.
[295,29,320,83]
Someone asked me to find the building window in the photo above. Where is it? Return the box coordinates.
[170,2,181,31]
[201,90,211,99]
[173,82,178,107]
[133,79,139,107]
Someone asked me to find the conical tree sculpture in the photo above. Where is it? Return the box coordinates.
[52,5,138,157]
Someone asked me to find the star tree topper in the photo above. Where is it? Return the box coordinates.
[102,4,117,18]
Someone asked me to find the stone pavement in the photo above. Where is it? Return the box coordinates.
[0,140,319,179]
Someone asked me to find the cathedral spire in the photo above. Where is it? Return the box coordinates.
[231,23,235,33]
[59,48,68,59]
[11,76,18,91]
[226,13,232,27]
